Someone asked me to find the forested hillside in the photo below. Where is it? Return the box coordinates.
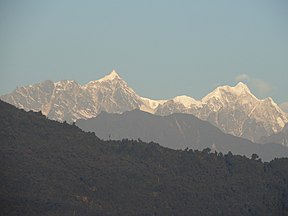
[1,100,288,216]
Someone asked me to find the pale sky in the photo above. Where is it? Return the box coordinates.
[0,0,287,103]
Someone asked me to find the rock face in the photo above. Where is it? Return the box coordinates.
[1,70,287,143]
[260,124,288,146]
[0,70,164,123]
[155,83,288,142]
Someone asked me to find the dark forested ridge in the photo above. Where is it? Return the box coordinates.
[76,109,288,161]
[1,100,288,216]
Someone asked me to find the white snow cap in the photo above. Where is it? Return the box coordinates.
[201,82,253,102]
[234,82,250,92]
[84,69,121,87]
[220,82,251,94]
[173,95,199,108]
[100,69,120,82]
[217,82,251,94]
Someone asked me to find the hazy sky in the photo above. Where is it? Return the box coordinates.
[1,0,287,103]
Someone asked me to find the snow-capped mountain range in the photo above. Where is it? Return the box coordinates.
[0,70,166,122]
[1,70,287,143]
[155,82,288,142]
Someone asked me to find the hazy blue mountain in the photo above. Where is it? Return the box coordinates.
[76,109,288,161]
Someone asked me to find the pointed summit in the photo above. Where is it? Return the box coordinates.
[105,69,120,80]
[96,69,121,83]
[228,81,253,95]
[202,82,254,102]
[217,82,251,94]
[235,82,250,91]
[110,69,120,77]
[84,69,123,87]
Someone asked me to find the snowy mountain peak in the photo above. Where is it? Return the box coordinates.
[202,82,253,102]
[84,70,123,88]
[1,70,287,145]
[234,82,251,93]
[139,97,168,113]
[217,82,251,95]
[100,69,121,82]
[262,97,286,114]
[55,80,78,87]
[173,95,199,108]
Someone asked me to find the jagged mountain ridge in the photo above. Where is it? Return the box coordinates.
[155,82,288,142]
[0,70,165,123]
[1,70,287,143]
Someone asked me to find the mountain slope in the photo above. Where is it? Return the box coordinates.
[155,82,288,142]
[1,70,287,143]
[76,109,288,161]
[0,70,160,123]
[1,100,288,215]
[260,124,288,146]
[280,102,288,113]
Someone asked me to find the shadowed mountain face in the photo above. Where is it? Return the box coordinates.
[76,109,288,161]
[1,100,288,215]
[1,71,287,143]
[260,124,288,146]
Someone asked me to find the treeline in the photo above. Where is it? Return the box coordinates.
[0,100,288,216]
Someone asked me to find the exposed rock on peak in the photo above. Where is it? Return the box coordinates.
[1,71,287,144]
